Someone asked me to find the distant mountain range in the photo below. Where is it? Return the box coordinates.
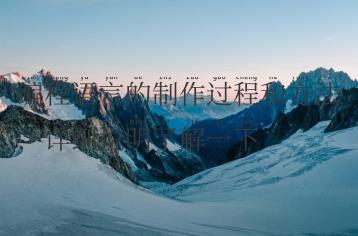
[149,94,248,134]
[184,68,358,167]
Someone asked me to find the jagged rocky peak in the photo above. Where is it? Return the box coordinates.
[183,67,358,168]
[298,67,355,86]
[38,72,206,183]
[1,70,203,184]
[121,92,168,146]
[285,67,358,105]
[261,68,356,107]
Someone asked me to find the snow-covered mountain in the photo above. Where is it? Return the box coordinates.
[1,68,358,235]
[1,117,357,235]
[160,121,358,235]
[149,95,248,134]
[0,70,205,184]
[186,68,358,167]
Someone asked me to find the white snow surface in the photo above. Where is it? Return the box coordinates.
[0,139,262,236]
[1,122,358,235]
[41,88,85,120]
[161,121,358,234]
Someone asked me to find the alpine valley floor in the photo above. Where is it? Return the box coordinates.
[1,121,358,235]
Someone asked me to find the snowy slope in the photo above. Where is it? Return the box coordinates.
[1,123,358,235]
[162,121,358,234]
[0,138,270,236]
[39,87,85,120]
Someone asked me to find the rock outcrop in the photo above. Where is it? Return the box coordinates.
[325,88,358,132]
[0,106,133,181]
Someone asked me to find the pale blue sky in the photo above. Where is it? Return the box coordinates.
[1,0,358,88]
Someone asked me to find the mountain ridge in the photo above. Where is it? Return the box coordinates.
[0,70,205,184]
[184,67,358,167]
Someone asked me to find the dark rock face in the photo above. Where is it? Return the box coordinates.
[41,73,205,183]
[0,106,133,181]
[226,88,358,162]
[325,88,358,132]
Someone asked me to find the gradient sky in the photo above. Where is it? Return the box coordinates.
[1,0,358,93]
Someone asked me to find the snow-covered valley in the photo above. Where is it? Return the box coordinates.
[1,121,358,235]
[0,139,234,235]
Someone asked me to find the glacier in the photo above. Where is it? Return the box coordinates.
[0,121,358,235]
